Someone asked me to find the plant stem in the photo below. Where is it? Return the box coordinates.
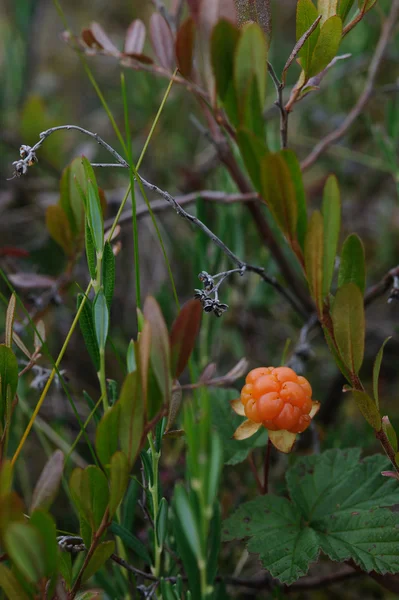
[98,350,109,412]
[147,433,162,578]
[263,439,272,495]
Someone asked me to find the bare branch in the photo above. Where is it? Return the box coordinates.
[301,0,399,171]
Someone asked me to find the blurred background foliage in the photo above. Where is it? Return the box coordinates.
[0,1,398,596]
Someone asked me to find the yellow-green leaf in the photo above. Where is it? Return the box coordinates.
[308,15,342,78]
[296,0,321,75]
[352,390,381,430]
[305,211,324,314]
[234,22,267,122]
[96,404,120,468]
[46,205,74,257]
[109,451,129,517]
[332,282,365,374]
[0,564,29,600]
[322,174,341,297]
[317,0,338,24]
[119,372,145,467]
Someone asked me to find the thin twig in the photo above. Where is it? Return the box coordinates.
[364,265,399,306]
[267,62,288,149]
[247,452,263,494]
[301,0,399,170]
[11,126,307,318]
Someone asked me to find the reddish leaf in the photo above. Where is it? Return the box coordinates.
[122,53,154,64]
[170,299,202,378]
[143,297,171,408]
[150,13,175,70]
[175,17,196,77]
[124,19,146,55]
[81,28,102,49]
[90,22,120,56]
[0,247,29,258]
[186,0,202,21]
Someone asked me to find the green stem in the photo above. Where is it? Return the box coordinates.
[98,349,109,412]
[147,433,161,578]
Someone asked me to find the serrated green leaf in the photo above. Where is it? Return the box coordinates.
[296,0,321,75]
[110,521,152,564]
[96,404,120,468]
[0,344,18,425]
[373,337,391,409]
[236,128,269,193]
[338,233,366,294]
[317,0,338,24]
[85,218,97,280]
[224,449,399,584]
[93,290,109,351]
[338,0,355,22]
[332,282,365,374]
[109,451,129,517]
[304,211,324,314]
[260,153,298,241]
[322,174,341,297]
[77,294,100,371]
[352,390,381,429]
[308,16,342,78]
[82,541,115,583]
[103,241,115,309]
[30,450,64,513]
[0,564,29,600]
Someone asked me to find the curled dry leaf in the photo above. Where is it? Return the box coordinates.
[224,357,249,382]
[199,362,217,382]
[165,381,182,432]
[124,19,146,55]
[150,13,175,70]
[268,430,297,453]
[8,273,56,290]
[233,419,261,440]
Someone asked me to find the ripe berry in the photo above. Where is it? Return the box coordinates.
[240,366,314,433]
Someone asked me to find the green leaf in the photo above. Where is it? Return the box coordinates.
[0,344,18,425]
[4,522,46,583]
[156,497,169,550]
[352,390,381,429]
[338,0,355,22]
[304,211,324,314]
[77,294,100,371]
[60,157,86,235]
[5,294,16,349]
[234,22,267,127]
[281,150,307,250]
[331,282,365,374]
[210,388,267,465]
[170,299,202,379]
[236,128,269,193]
[58,550,72,589]
[322,174,341,297]
[82,541,115,583]
[358,0,377,12]
[224,449,399,584]
[173,485,202,560]
[30,510,58,578]
[96,404,120,467]
[30,449,64,512]
[172,507,201,600]
[126,339,137,374]
[0,564,29,600]
[308,16,342,78]
[46,205,75,257]
[260,153,298,241]
[118,371,145,466]
[93,290,109,351]
[296,0,321,75]
[317,0,339,24]
[85,218,97,280]
[110,522,151,564]
[82,157,104,254]
[69,466,109,536]
[109,451,129,517]
[373,337,391,409]
[207,502,221,585]
[207,433,223,508]
[211,20,240,125]
[103,241,115,309]
[338,233,366,294]
[382,416,398,454]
